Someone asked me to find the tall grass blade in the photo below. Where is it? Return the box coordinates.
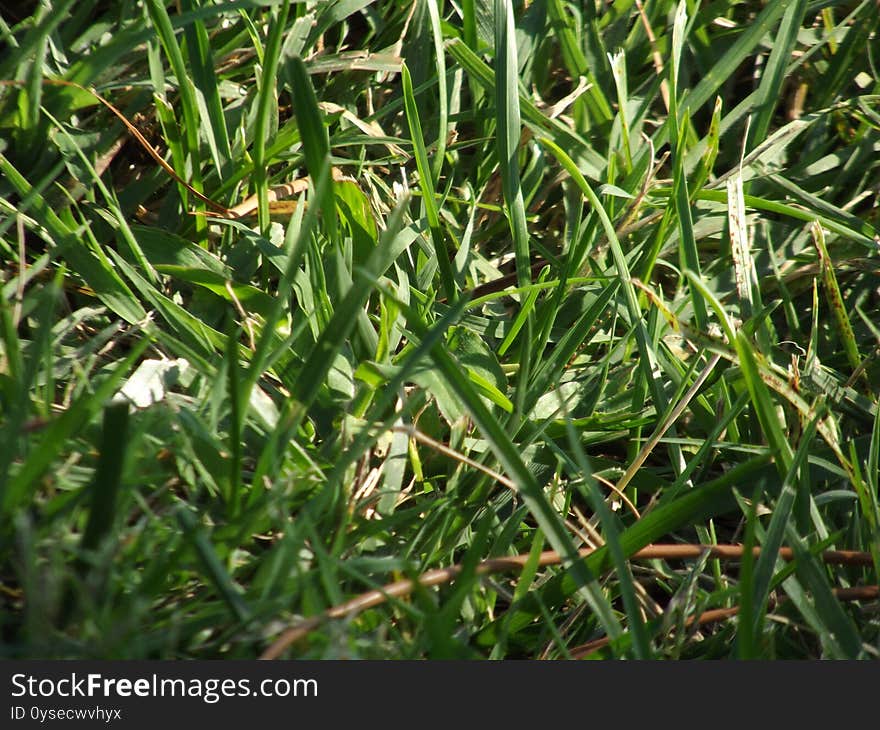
[401,63,457,302]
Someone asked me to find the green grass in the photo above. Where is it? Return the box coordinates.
[0,0,878,659]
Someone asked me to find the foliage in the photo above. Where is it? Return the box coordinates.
[0,0,878,659]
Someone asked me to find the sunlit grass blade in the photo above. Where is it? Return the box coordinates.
[670,108,707,331]
[401,63,456,302]
[426,0,447,182]
[861,406,880,574]
[607,48,632,172]
[179,0,232,177]
[494,0,534,415]
[663,188,878,248]
[253,1,292,236]
[690,96,722,196]
[727,171,755,321]
[746,0,807,152]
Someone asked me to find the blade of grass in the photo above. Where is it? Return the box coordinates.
[654,189,877,249]
[733,331,794,479]
[749,415,821,641]
[426,0,447,182]
[671,108,708,331]
[254,1,292,237]
[225,318,244,519]
[560,401,652,658]
[784,524,863,658]
[179,0,232,177]
[745,0,808,153]
[401,63,456,303]
[494,0,534,416]
[176,506,252,624]
[860,406,880,575]
[811,221,862,374]
[80,401,130,555]
[668,3,707,330]
[607,49,632,173]
[144,0,209,241]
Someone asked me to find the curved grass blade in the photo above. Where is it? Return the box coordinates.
[254,1,292,236]
[668,189,878,248]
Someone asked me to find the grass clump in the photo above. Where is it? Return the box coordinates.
[0,0,878,659]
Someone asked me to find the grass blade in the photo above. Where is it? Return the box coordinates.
[80,401,130,555]
[253,1,292,235]
[811,221,862,373]
[494,0,534,415]
[733,331,794,479]
[401,63,457,302]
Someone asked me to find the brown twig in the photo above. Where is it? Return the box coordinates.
[0,78,231,213]
[260,543,873,659]
[568,584,880,658]
[1,78,327,222]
